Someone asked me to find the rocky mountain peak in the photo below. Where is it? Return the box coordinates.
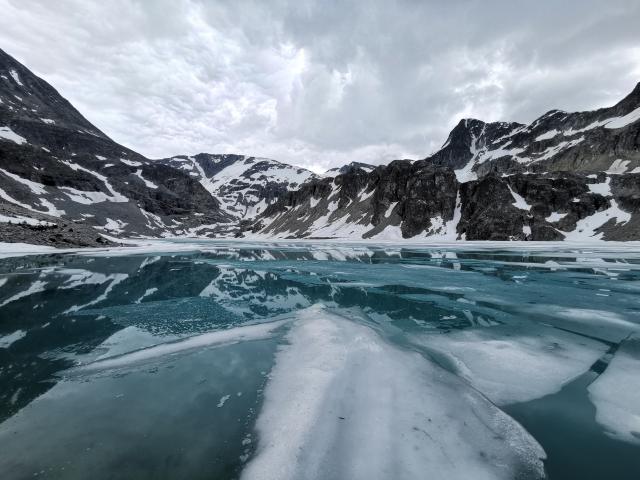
[611,80,640,113]
[323,161,376,177]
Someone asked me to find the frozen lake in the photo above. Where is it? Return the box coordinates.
[0,241,639,479]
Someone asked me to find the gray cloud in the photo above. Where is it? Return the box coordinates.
[1,0,639,172]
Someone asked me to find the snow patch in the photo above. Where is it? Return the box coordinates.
[562,200,630,241]
[9,69,23,86]
[535,129,559,141]
[99,218,128,235]
[0,168,47,195]
[508,186,531,211]
[120,158,143,167]
[60,187,112,205]
[588,177,612,196]
[546,212,568,223]
[0,214,54,226]
[604,106,640,130]
[134,169,158,189]
[606,159,631,174]
[0,126,26,144]
[62,161,128,202]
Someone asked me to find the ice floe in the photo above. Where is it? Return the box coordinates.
[78,318,288,372]
[242,306,545,480]
[588,334,640,445]
[413,323,609,405]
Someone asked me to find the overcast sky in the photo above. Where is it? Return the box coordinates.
[1,0,639,172]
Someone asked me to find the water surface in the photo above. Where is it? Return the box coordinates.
[1,241,639,479]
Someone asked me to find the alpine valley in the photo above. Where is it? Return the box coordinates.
[1,47,640,247]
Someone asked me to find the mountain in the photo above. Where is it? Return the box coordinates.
[430,84,640,181]
[247,84,640,241]
[0,48,325,244]
[158,154,315,225]
[2,46,640,245]
[0,48,237,245]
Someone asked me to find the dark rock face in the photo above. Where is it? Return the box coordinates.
[254,161,460,239]
[253,160,640,241]
[367,161,458,237]
[0,203,115,247]
[430,119,524,170]
[457,174,609,241]
[458,175,528,241]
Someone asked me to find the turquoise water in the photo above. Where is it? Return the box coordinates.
[0,242,639,479]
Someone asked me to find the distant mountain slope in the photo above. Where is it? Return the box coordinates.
[0,48,231,245]
[248,83,640,241]
[158,154,315,223]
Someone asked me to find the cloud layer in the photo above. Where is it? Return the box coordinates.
[1,0,639,172]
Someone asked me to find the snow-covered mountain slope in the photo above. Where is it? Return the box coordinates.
[0,48,232,245]
[248,83,640,242]
[3,45,640,245]
[246,161,638,241]
[157,154,315,222]
[429,83,640,181]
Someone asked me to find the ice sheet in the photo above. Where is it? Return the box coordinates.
[242,306,545,480]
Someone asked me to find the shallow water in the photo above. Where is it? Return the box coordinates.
[1,241,639,479]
